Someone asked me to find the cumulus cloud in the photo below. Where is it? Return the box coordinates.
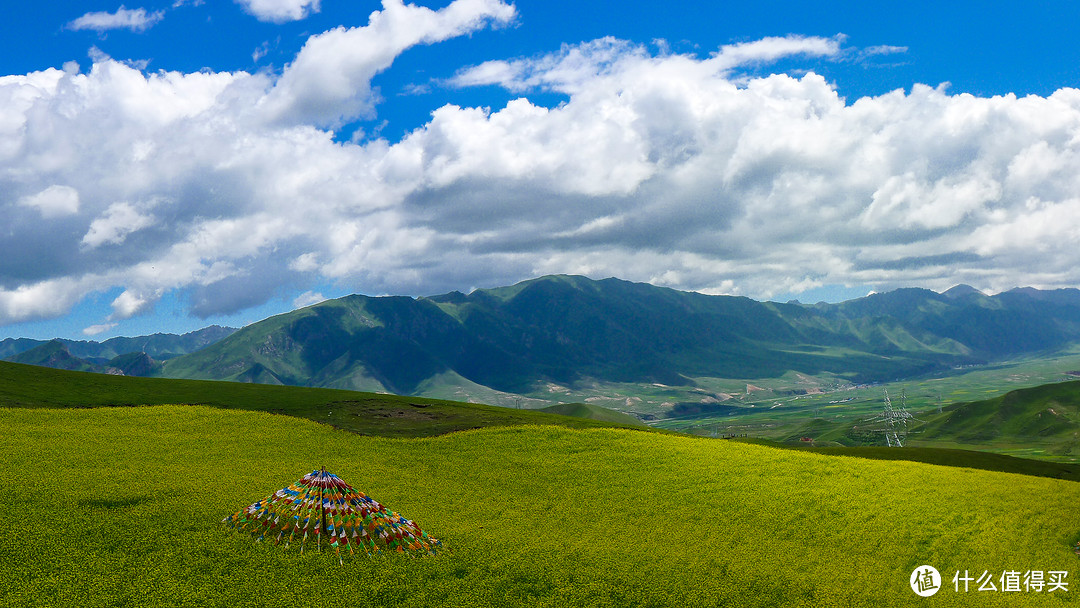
[236,0,321,23]
[6,24,1080,330]
[258,0,517,126]
[82,202,156,248]
[67,6,165,33]
[18,185,80,218]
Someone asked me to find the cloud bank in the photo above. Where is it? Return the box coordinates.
[4,5,1080,329]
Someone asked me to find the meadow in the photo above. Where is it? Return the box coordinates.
[3,405,1080,607]
[653,350,1080,457]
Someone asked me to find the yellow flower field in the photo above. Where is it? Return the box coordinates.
[2,405,1078,607]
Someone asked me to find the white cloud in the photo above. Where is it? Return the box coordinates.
[862,45,908,56]
[111,288,156,319]
[17,185,80,218]
[8,27,1080,329]
[293,291,325,308]
[236,0,321,23]
[258,0,517,126]
[83,322,117,336]
[67,6,165,33]
[708,34,844,71]
[81,202,156,248]
[252,41,272,63]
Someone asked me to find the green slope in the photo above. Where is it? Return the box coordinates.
[735,438,1080,482]
[0,360,644,438]
[539,402,644,426]
[12,357,1080,484]
[3,406,1078,607]
[7,340,101,373]
[917,380,1080,453]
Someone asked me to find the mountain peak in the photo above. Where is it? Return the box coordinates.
[942,284,986,299]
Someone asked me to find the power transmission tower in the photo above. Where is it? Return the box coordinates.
[866,388,921,447]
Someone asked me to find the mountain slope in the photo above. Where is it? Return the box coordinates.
[159,275,1080,398]
[920,380,1080,449]
[8,340,102,373]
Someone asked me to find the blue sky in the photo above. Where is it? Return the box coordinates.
[5,0,1080,340]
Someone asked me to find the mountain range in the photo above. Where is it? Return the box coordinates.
[7,276,1080,399]
[1,326,235,375]
[117,275,1080,394]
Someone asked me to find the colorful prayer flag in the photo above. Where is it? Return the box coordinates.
[223,467,441,558]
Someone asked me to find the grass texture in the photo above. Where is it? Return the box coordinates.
[3,405,1079,607]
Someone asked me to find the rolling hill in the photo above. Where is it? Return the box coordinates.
[9,358,1080,481]
[0,360,644,437]
[916,379,1080,457]
[4,404,1079,607]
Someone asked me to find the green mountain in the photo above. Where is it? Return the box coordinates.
[7,340,102,373]
[158,275,1080,399]
[0,325,235,361]
[919,380,1080,452]
[1,326,235,377]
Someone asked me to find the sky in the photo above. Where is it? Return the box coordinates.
[5,1,1080,340]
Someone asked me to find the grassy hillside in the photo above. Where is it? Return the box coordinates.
[538,402,644,426]
[3,406,1078,607]
[11,359,1080,484]
[735,438,1080,482]
[924,380,1080,442]
[0,361,644,438]
[653,352,1080,459]
[764,380,1080,461]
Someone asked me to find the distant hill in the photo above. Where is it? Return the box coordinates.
[539,402,645,426]
[920,380,1080,450]
[7,340,103,373]
[1,326,235,376]
[784,379,1080,459]
[0,325,235,361]
[157,275,1080,397]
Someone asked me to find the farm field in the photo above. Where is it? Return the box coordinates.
[3,405,1080,607]
[653,350,1080,457]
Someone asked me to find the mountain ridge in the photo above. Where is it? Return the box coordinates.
[156,275,1080,399]
[1,326,237,377]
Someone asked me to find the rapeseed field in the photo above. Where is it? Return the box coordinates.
[2,405,1079,607]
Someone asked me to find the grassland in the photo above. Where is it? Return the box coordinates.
[9,358,1080,486]
[4,405,1080,607]
[0,361,643,437]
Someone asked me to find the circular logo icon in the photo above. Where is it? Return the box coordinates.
[910,565,941,597]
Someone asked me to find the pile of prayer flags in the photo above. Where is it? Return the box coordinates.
[223,467,440,563]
